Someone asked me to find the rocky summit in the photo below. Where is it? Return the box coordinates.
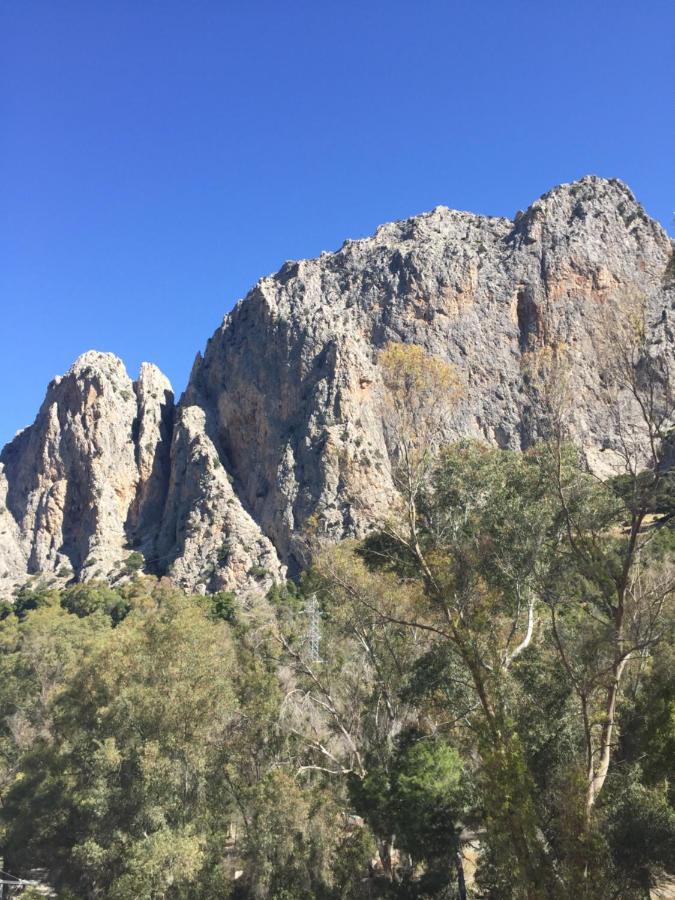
[1,176,673,594]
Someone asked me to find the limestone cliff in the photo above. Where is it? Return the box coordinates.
[1,176,673,592]
[184,176,674,572]
[0,353,174,586]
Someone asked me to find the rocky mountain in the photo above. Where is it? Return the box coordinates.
[1,176,673,594]
[0,355,174,584]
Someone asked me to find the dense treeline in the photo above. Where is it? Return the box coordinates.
[0,437,672,898]
[1,327,674,899]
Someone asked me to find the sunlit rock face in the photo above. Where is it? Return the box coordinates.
[183,176,674,572]
[0,353,175,587]
[1,177,673,591]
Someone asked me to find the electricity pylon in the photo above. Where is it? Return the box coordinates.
[305,594,321,662]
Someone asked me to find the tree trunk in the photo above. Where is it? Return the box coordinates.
[585,656,627,820]
[378,836,395,881]
[455,845,467,900]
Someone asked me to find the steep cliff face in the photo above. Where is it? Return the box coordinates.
[0,353,175,586]
[0,352,284,595]
[1,176,673,592]
[183,176,674,572]
[155,405,285,594]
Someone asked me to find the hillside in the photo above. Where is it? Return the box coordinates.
[1,175,673,593]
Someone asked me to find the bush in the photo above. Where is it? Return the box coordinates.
[60,582,130,623]
[207,591,237,623]
[12,584,57,619]
[217,540,232,566]
[122,551,145,575]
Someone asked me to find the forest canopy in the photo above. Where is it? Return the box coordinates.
[0,433,672,899]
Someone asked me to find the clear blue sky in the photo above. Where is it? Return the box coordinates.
[1,0,674,446]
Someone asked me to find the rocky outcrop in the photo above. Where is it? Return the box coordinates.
[1,176,673,592]
[128,362,175,550]
[0,352,174,586]
[155,405,285,594]
[0,351,284,595]
[185,176,674,572]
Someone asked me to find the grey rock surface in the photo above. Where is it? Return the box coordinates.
[186,176,674,573]
[1,352,146,585]
[155,404,285,595]
[1,176,673,592]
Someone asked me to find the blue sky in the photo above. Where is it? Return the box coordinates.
[1,0,674,446]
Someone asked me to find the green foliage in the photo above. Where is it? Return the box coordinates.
[611,467,675,517]
[0,433,672,898]
[217,539,232,566]
[1,586,239,897]
[356,438,675,897]
[206,590,237,622]
[619,643,675,795]
[267,578,301,608]
[122,550,144,574]
[12,582,59,619]
[349,732,467,896]
[598,769,675,894]
[60,581,131,622]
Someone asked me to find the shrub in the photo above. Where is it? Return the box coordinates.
[207,591,237,623]
[217,541,232,566]
[122,551,145,575]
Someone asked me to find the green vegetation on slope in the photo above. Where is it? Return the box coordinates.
[0,435,672,898]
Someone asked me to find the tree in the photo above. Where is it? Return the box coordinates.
[1,585,239,898]
[363,444,565,896]
[0,597,109,818]
[540,292,675,827]
[351,731,469,896]
[272,554,432,883]
[378,342,461,570]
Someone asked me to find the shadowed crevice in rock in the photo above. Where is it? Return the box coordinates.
[125,366,176,566]
[516,289,538,353]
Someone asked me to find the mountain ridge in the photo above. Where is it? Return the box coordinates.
[1,176,673,593]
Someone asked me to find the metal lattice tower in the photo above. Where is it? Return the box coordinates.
[305,594,321,662]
